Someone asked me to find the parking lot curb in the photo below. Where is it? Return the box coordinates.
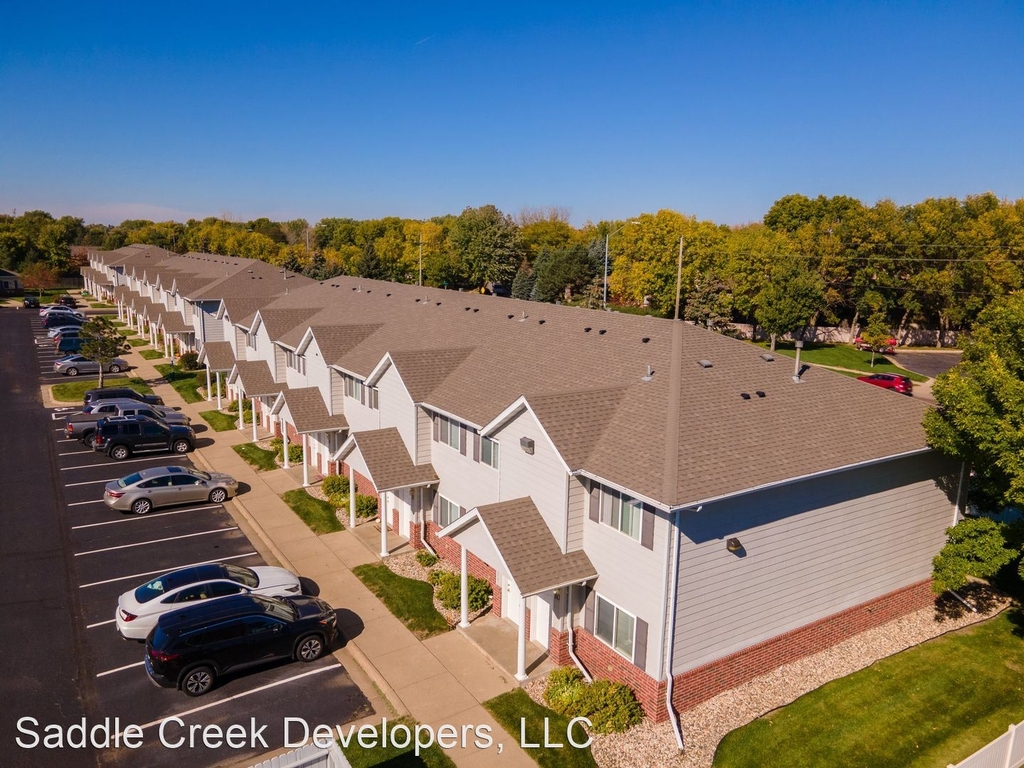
[211,477,410,722]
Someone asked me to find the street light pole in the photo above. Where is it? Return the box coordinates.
[603,220,640,310]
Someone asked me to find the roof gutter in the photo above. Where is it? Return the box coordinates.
[670,447,935,512]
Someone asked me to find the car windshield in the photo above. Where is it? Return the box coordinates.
[117,472,143,488]
[253,594,297,621]
[186,468,212,481]
[223,565,259,588]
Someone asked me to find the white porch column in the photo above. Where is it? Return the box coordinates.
[237,387,244,431]
[516,595,528,681]
[251,397,258,441]
[215,372,222,409]
[282,424,290,468]
[460,546,470,628]
[379,492,389,557]
[349,464,356,528]
[301,433,309,487]
[205,366,212,401]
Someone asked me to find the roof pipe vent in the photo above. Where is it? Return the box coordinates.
[584,327,592,333]
[642,337,651,343]
[517,311,527,322]
[793,341,805,383]
[740,392,751,400]
[756,391,766,398]
[641,365,654,382]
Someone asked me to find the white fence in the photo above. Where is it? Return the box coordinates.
[249,742,351,768]
[949,721,1024,768]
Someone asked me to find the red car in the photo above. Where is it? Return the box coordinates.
[856,373,913,395]
[854,336,897,354]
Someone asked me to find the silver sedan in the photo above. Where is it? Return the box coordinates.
[53,354,129,376]
[104,465,239,515]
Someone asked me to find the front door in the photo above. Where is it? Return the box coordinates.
[504,573,522,626]
[395,490,413,538]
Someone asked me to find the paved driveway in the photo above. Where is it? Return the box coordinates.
[896,350,962,379]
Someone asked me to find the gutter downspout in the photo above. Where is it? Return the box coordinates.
[419,486,437,556]
[664,507,688,753]
[567,581,592,682]
[953,461,967,527]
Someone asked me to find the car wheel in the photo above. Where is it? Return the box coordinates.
[131,498,152,515]
[172,439,191,454]
[110,445,131,461]
[295,634,325,662]
[208,488,228,504]
[82,432,95,448]
[180,665,215,697]
[109,364,122,373]
[66,367,79,376]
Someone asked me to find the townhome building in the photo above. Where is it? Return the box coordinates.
[84,248,960,726]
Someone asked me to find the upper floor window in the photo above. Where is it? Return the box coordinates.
[595,595,635,658]
[286,350,306,375]
[245,331,258,350]
[601,489,642,540]
[367,387,379,410]
[344,374,363,401]
[436,415,462,451]
[481,436,499,469]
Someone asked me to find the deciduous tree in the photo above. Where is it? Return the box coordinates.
[78,316,131,388]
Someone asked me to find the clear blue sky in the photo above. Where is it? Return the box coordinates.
[2,1,1022,228]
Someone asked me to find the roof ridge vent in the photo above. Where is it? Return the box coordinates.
[697,359,713,369]
[760,353,774,362]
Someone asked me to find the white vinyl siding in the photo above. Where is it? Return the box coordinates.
[671,452,959,675]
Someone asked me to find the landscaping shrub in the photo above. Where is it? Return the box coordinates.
[177,351,200,370]
[322,474,350,496]
[269,436,302,463]
[226,400,239,413]
[356,494,379,518]
[543,668,643,734]
[427,570,491,611]
[415,550,439,568]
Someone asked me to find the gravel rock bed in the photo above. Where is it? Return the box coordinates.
[523,586,1008,768]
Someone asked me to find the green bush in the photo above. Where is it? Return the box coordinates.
[322,474,350,496]
[543,668,643,734]
[178,351,200,370]
[226,400,239,413]
[427,570,491,611]
[356,494,379,518]
[415,550,439,568]
[269,436,302,463]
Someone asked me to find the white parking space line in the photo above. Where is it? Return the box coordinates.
[75,527,239,557]
[79,552,258,588]
[59,449,93,456]
[125,664,342,732]
[62,455,186,471]
[71,505,220,529]
[68,500,105,507]
[66,478,119,487]
[87,618,116,629]
[96,661,145,678]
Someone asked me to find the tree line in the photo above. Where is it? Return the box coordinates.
[3,193,1023,338]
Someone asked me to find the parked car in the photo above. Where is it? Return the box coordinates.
[52,328,81,345]
[83,387,164,408]
[92,416,196,460]
[854,336,897,354]
[40,306,85,320]
[65,402,189,444]
[144,593,337,696]
[57,294,79,308]
[53,354,128,377]
[856,373,913,395]
[104,465,237,516]
[55,336,83,354]
[42,313,84,330]
[116,561,299,640]
[23,296,40,309]
[47,324,85,339]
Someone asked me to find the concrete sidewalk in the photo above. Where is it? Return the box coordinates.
[113,345,536,768]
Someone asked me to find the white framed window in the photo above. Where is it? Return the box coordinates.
[601,490,642,540]
[245,331,257,350]
[595,595,635,658]
[367,387,379,410]
[437,496,461,527]
[286,350,306,374]
[344,374,363,401]
[437,416,462,451]
[481,436,499,469]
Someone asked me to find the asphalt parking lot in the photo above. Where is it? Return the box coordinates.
[5,309,371,767]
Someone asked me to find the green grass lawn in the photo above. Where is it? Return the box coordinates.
[138,349,164,360]
[484,689,598,768]
[154,364,204,403]
[199,409,241,432]
[352,563,450,638]
[231,443,278,472]
[713,612,1024,768]
[126,338,149,347]
[340,716,457,768]
[51,376,153,402]
[758,341,929,382]
[281,489,343,534]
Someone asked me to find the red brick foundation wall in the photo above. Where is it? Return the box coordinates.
[554,579,936,722]
[425,521,501,617]
[339,462,379,501]
[670,578,936,713]
[410,522,423,550]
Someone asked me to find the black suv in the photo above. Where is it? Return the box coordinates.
[58,295,79,308]
[23,296,40,309]
[145,593,337,696]
[93,416,195,460]
[83,387,164,408]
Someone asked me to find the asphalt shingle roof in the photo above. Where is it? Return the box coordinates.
[199,341,236,371]
[349,428,437,491]
[231,360,281,397]
[279,387,348,434]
